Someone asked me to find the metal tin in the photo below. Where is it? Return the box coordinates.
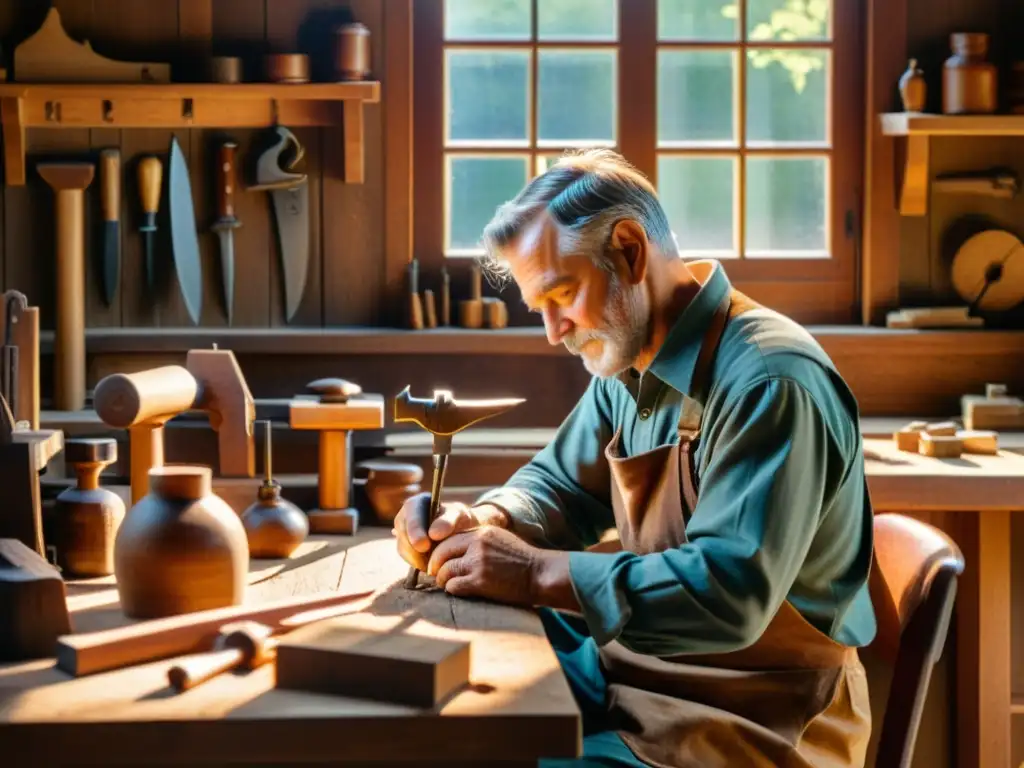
[265,53,310,84]
[209,56,243,84]
[333,22,371,81]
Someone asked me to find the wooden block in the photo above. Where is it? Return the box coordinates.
[893,428,920,452]
[275,615,472,708]
[0,538,72,661]
[919,433,963,458]
[961,393,1024,431]
[923,421,957,436]
[289,395,384,431]
[957,429,999,455]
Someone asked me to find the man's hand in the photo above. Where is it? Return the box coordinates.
[392,493,508,572]
[426,527,580,612]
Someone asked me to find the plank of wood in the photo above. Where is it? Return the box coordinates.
[0,532,580,766]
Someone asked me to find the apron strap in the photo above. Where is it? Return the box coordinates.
[678,288,761,512]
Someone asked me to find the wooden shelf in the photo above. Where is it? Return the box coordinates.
[878,112,1024,216]
[0,81,381,185]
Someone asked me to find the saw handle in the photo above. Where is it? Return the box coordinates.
[216,141,239,221]
[100,149,120,223]
[137,155,162,225]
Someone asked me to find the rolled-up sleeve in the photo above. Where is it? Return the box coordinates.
[567,377,838,655]
[473,377,616,550]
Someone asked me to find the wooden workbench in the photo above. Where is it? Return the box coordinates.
[0,531,581,766]
[862,438,1024,768]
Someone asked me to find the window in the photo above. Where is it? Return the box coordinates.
[414,0,863,323]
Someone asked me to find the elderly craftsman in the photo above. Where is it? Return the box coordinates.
[392,149,876,767]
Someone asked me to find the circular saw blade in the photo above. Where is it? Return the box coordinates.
[951,229,1024,312]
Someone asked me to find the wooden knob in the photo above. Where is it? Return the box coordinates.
[65,437,117,466]
[306,377,362,403]
[355,459,424,485]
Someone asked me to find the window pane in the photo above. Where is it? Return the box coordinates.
[658,50,736,145]
[745,156,827,255]
[447,50,530,144]
[539,0,617,40]
[447,156,530,253]
[658,0,738,41]
[537,50,616,146]
[445,0,531,41]
[746,49,827,144]
[747,0,830,42]
[657,156,736,255]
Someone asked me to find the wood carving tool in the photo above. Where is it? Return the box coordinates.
[99,148,121,307]
[934,167,1019,198]
[55,587,375,677]
[168,136,203,325]
[248,126,309,323]
[38,162,94,412]
[408,258,424,329]
[393,388,525,588]
[441,266,451,325]
[459,262,485,328]
[211,140,241,325]
[137,154,163,296]
[166,594,374,692]
[0,290,39,429]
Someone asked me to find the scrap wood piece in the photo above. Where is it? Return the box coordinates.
[0,538,72,662]
[13,7,171,83]
[0,290,39,429]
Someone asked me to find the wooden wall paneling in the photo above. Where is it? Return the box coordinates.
[318,0,385,327]
[411,0,443,284]
[211,0,273,328]
[178,0,213,82]
[862,0,907,325]
[382,0,414,328]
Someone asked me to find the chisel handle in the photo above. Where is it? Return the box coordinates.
[100,149,120,223]
[216,141,239,221]
[137,155,162,226]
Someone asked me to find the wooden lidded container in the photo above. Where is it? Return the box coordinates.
[333,22,371,81]
[943,33,998,115]
[114,465,249,619]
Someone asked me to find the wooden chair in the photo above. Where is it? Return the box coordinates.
[868,513,965,768]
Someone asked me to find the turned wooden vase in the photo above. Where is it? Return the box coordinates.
[114,465,249,619]
[943,33,997,114]
[53,438,125,577]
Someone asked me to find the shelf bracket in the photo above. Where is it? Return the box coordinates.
[1,97,25,186]
[896,134,929,216]
[343,100,364,184]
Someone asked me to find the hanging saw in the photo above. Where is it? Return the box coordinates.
[248,126,309,323]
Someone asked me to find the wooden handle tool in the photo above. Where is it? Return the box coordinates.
[99,149,121,307]
[137,155,163,295]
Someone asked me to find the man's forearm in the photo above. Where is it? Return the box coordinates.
[530,550,581,613]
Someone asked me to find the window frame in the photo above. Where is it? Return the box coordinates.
[413,0,865,325]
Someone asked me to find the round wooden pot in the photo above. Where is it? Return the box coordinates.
[242,480,309,559]
[114,465,249,619]
[356,460,423,523]
[943,33,997,115]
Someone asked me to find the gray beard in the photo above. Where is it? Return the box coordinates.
[564,284,648,378]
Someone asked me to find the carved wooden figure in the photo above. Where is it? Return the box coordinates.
[289,378,385,535]
[93,347,255,505]
[37,162,94,412]
[0,394,64,557]
[52,438,125,578]
[0,538,72,662]
[114,465,249,620]
[242,421,309,559]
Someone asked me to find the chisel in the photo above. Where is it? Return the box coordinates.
[137,155,163,295]
[212,140,241,325]
[99,149,121,306]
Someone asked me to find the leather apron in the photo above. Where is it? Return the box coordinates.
[599,289,873,768]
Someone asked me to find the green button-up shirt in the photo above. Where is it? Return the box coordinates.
[476,262,876,656]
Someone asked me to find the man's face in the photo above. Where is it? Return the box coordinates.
[505,215,649,378]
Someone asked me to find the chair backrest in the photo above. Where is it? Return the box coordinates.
[868,513,965,768]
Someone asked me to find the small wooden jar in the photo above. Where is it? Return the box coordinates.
[265,53,310,84]
[333,22,371,81]
[943,33,997,115]
[356,460,423,523]
[209,56,243,84]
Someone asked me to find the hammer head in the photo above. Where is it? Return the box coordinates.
[392,387,525,447]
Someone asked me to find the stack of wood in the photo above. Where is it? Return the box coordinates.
[892,420,998,458]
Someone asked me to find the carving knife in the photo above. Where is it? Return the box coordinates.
[168,136,203,325]
[99,149,121,306]
[211,140,241,325]
[137,155,162,296]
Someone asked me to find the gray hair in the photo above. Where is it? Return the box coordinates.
[478,149,677,284]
